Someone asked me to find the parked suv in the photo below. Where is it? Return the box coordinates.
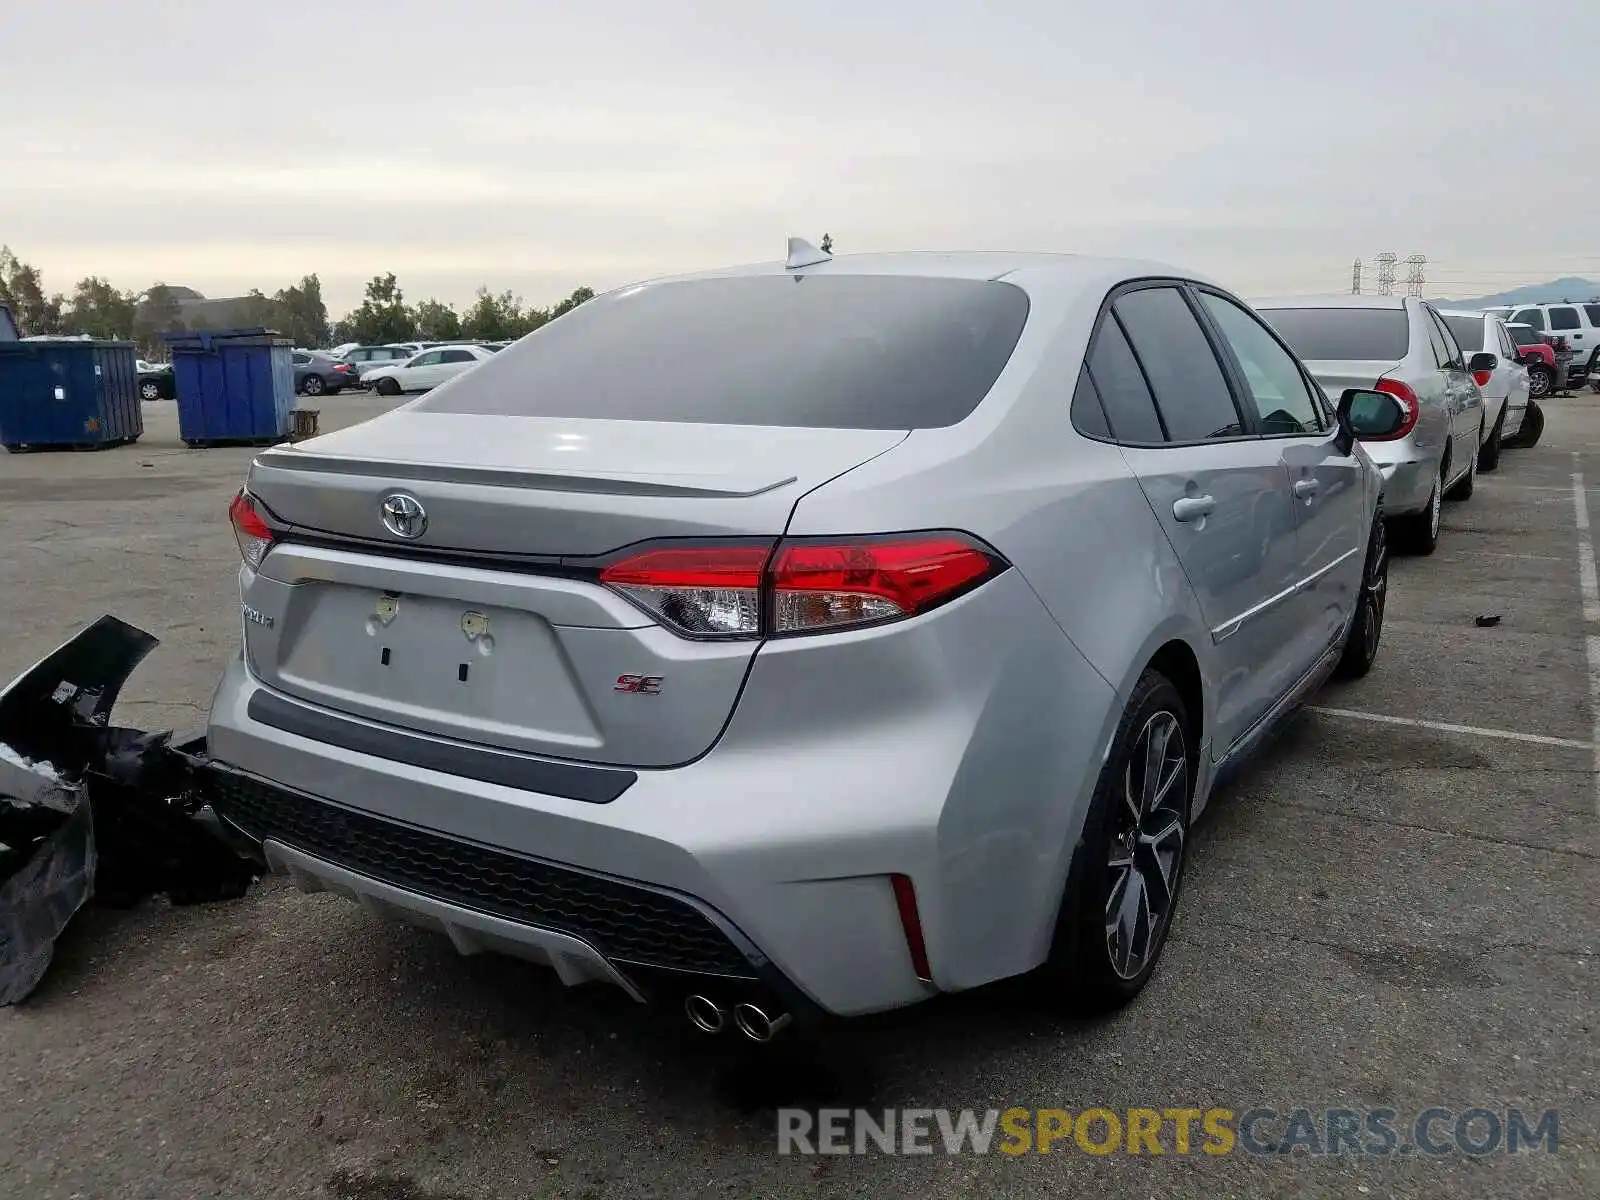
[1252,295,1490,555]
[206,250,1404,1032]
[1502,301,1600,388]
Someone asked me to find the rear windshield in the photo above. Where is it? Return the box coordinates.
[1443,315,1485,353]
[1507,325,1543,346]
[416,275,1031,428]
[1257,307,1409,362]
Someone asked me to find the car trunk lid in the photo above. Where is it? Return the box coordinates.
[237,410,907,769]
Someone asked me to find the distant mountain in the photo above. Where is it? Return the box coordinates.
[1440,277,1600,310]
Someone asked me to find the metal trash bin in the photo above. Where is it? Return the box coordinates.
[165,328,295,447]
[0,337,143,453]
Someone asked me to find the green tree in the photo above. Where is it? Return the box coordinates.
[272,273,331,347]
[133,283,188,357]
[60,276,138,340]
[413,298,462,341]
[347,273,416,344]
[461,287,523,342]
[549,285,595,321]
[0,245,65,335]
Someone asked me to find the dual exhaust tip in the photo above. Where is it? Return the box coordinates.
[684,993,791,1042]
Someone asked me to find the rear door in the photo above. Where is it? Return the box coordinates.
[401,349,445,389]
[1549,305,1587,377]
[435,347,481,384]
[1494,320,1530,425]
[1421,306,1479,474]
[1195,289,1367,670]
[1100,283,1305,753]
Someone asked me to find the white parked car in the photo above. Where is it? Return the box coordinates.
[1500,300,1600,388]
[1438,309,1530,463]
[362,344,497,395]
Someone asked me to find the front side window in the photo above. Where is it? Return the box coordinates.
[409,351,442,367]
[1549,306,1580,331]
[1112,286,1243,441]
[1198,292,1323,435]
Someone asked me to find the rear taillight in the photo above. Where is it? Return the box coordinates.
[228,489,275,567]
[1472,369,1493,387]
[1371,378,1421,441]
[598,544,769,637]
[597,532,1006,640]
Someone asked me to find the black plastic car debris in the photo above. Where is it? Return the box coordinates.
[1475,613,1502,628]
[0,616,260,1004]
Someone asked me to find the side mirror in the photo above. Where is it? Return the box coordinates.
[1335,387,1409,453]
[1468,351,1498,374]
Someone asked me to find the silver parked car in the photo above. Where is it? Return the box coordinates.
[208,248,1404,1033]
[1439,309,1531,463]
[1252,295,1491,555]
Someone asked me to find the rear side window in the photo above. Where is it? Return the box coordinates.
[1511,308,1545,331]
[1113,287,1243,441]
[1443,316,1485,353]
[1585,305,1600,327]
[1423,313,1455,370]
[1549,306,1580,331]
[1069,365,1112,439]
[417,275,1030,429]
[1508,324,1543,347]
[1257,308,1409,361]
[1427,310,1464,367]
[1085,315,1166,443]
[440,349,477,363]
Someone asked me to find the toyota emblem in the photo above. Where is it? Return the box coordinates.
[380,492,428,539]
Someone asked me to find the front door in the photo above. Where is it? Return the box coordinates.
[1195,289,1369,667]
[1098,284,1307,753]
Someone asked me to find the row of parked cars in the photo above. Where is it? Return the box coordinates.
[292,340,508,397]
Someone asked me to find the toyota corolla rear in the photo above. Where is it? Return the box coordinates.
[204,267,1117,1025]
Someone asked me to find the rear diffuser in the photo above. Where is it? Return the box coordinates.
[0,616,259,1004]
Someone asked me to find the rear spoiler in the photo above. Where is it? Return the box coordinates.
[0,617,259,1004]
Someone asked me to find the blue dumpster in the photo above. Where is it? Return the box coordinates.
[165,328,295,447]
[0,338,143,453]
[0,302,17,342]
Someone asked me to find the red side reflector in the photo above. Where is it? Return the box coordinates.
[890,873,933,983]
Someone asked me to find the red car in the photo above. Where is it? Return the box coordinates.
[1505,322,1559,399]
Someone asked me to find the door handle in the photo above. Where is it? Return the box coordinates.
[1292,479,1319,499]
[1172,495,1216,522]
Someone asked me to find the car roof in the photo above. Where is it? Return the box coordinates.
[1250,293,1407,310]
[632,249,1221,301]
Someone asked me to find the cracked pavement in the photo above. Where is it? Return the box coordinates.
[1,397,1596,1199]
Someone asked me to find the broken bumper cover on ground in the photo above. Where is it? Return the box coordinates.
[0,617,260,1004]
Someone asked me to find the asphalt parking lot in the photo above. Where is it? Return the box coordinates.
[2,396,1597,1200]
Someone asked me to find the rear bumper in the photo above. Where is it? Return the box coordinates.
[1362,441,1439,515]
[205,571,1119,1018]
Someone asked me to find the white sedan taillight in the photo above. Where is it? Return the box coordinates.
[598,533,1005,639]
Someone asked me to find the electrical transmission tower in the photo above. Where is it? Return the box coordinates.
[1404,254,1427,297]
[1351,259,1363,295]
[1374,252,1398,296]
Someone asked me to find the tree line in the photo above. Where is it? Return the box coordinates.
[0,246,595,358]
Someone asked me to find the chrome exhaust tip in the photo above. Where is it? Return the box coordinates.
[684,993,725,1034]
[732,1001,792,1043]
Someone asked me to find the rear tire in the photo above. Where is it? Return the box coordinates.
[1040,669,1192,1014]
[1478,406,1504,473]
[139,381,161,401]
[1446,424,1479,501]
[375,377,401,396]
[1334,512,1388,680]
[1392,460,1443,555]
[1508,400,1544,448]
[301,374,325,397]
[1528,366,1553,400]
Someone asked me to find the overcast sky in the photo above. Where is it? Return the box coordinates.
[3,0,1595,315]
